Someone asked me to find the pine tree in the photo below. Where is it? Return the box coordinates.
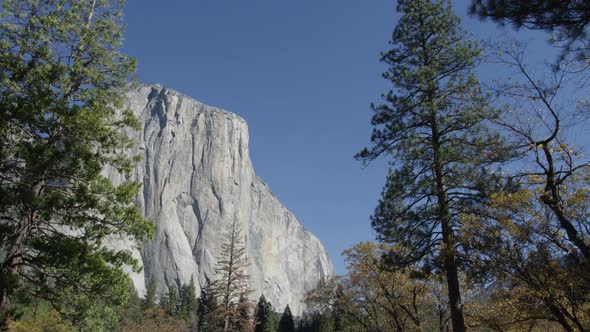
[180,277,198,324]
[278,305,295,332]
[356,1,507,331]
[213,216,253,332]
[254,295,276,332]
[470,0,590,50]
[144,278,157,310]
[0,0,151,316]
[162,284,179,316]
[197,278,219,332]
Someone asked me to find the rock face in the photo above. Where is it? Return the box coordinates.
[105,84,333,315]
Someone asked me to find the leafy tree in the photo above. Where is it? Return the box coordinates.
[118,286,144,328]
[305,243,447,332]
[254,295,276,332]
[356,1,507,331]
[0,0,151,319]
[120,306,189,332]
[278,305,295,332]
[463,186,590,331]
[6,302,74,332]
[57,271,135,330]
[343,242,431,331]
[213,216,253,332]
[461,42,590,332]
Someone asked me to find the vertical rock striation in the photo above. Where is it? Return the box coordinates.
[105,84,333,315]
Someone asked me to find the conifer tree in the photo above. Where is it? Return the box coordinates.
[162,284,179,316]
[198,278,220,332]
[143,278,157,310]
[470,1,590,43]
[180,277,198,323]
[278,305,295,332]
[470,0,590,60]
[213,216,253,332]
[0,0,151,316]
[356,1,507,331]
[254,295,276,332]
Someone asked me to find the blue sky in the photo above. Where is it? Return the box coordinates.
[122,0,554,274]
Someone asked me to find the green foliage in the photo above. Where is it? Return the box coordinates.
[161,284,179,316]
[0,0,152,323]
[115,283,188,331]
[197,279,219,332]
[254,295,276,332]
[118,287,144,328]
[119,306,189,332]
[179,277,198,324]
[57,268,134,330]
[298,311,333,332]
[357,1,510,331]
[357,0,505,270]
[144,278,157,310]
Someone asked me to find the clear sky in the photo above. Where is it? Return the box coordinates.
[122,0,554,274]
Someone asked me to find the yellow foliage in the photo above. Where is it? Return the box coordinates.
[7,304,74,332]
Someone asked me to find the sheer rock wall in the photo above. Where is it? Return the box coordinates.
[105,84,333,315]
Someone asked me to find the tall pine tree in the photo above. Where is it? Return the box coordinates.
[356,1,507,331]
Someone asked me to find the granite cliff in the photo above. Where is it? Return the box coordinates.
[105,84,333,315]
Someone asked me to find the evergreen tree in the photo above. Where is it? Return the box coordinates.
[356,1,507,331]
[118,286,144,328]
[0,0,151,318]
[197,278,219,332]
[298,312,332,332]
[143,278,157,310]
[213,215,253,332]
[278,305,295,332]
[180,277,198,323]
[254,295,276,332]
[162,284,179,316]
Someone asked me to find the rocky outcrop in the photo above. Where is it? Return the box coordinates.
[105,84,333,315]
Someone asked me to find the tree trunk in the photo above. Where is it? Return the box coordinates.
[432,108,466,332]
[0,181,44,310]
